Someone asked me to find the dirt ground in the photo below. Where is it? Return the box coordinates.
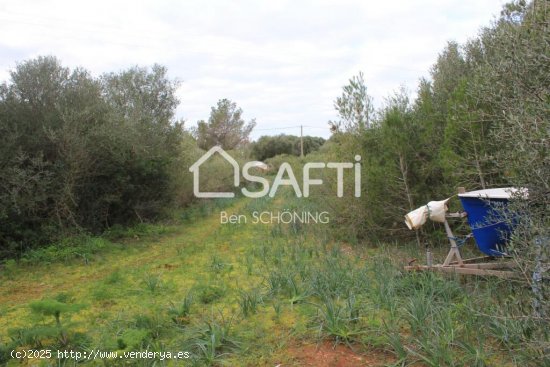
[287,341,395,366]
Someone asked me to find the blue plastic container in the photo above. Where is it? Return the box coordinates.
[458,188,521,257]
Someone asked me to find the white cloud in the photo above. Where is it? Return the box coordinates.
[0,0,505,139]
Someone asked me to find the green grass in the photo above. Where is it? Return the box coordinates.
[0,193,543,366]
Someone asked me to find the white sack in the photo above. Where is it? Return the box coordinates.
[426,199,450,223]
[404,198,450,230]
[404,206,428,230]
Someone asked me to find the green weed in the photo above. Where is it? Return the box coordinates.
[209,254,233,275]
[195,284,226,304]
[1,259,18,279]
[134,313,165,340]
[314,297,363,345]
[143,273,163,294]
[20,235,112,264]
[185,317,240,366]
[19,298,88,349]
[168,291,194,326]
[238,288,262,317]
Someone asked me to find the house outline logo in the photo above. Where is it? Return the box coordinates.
[189,146,239,198]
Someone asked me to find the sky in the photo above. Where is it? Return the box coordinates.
[0,0,505,139]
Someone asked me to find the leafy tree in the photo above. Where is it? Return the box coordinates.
[439,79,496,189]
[410,78,450,201]
[378,91,421,215]
[430,41,468,119]
[101,64,179,126]
[196,99,256,150]
[329,72,374,133]
[96,66,184,224]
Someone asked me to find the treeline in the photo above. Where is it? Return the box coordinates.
[307,1,549,325]
[307,0,549,333]
[251,134,325,161]
[1,54,315,259]
[311,0,548,245]
[0,58,212,259]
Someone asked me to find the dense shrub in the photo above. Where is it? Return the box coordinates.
[313,0,548,247]
[0,57,185,258]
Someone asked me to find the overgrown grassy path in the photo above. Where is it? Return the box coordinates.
[1,198,247,308]
[1,195,379,366]
[0,194,527,366]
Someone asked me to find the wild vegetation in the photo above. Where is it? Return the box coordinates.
[0,193,542,366]
[311,1,548,246]
[0,0,548,365]
[251,134,325,161]
[0,59,185,258]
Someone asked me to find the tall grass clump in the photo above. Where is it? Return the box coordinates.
[168,291,194,326]
[184,317,240,366]
[238,288,263,317]
[314,297,363,345]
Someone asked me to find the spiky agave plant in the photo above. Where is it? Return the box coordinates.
[185,316,240,366]
[168,291,194,326]
[315,297,363,346]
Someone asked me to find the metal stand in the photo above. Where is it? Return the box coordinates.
[442,219,463,266]
[405,214,518,279]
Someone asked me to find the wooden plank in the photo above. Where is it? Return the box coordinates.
[404,265,518,279]
[450,256,493,264]
[435,266,518,278]
[460,262,516,270]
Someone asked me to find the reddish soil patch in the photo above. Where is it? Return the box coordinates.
[0,281,51,304]
[287,341,394,367]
